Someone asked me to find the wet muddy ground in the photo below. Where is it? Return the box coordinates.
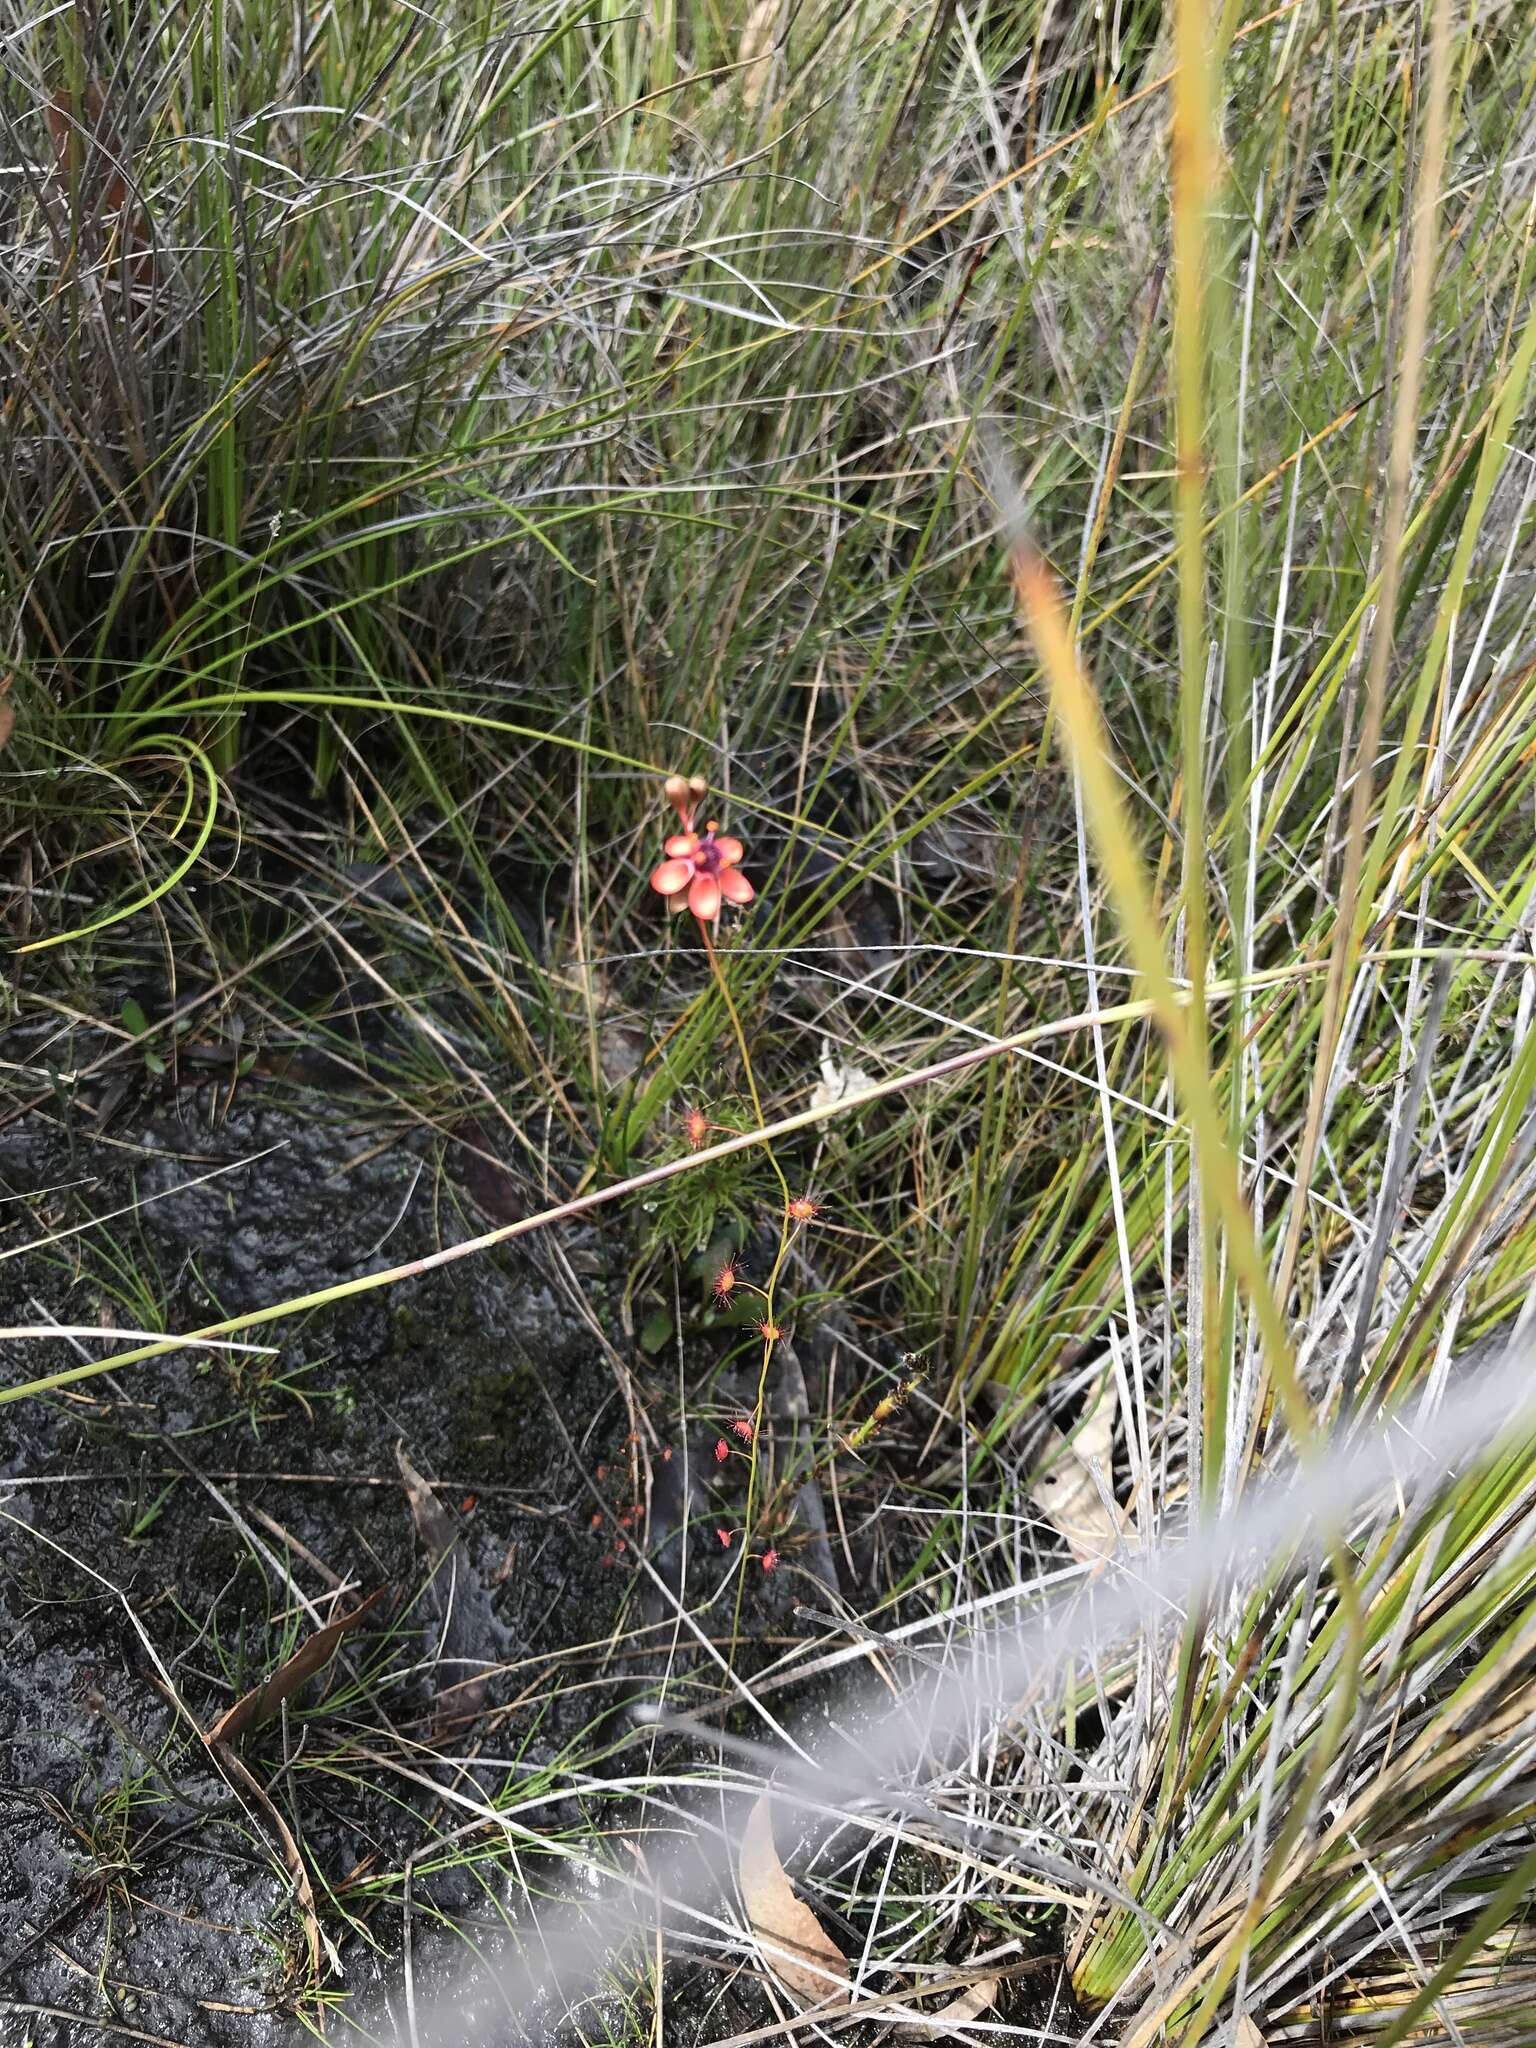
[0,1080,1073,2046]
[0,1088,683,2044]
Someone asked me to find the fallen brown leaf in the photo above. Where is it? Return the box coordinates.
[918,1973,999,2036]
[1030,1373,1123,1565]
[396,1441,458,1564]
[205,1584,390,1746]
[739,1793,851,2012]
[396,1441,493,1731]
[1233,2021,1268,2047]
[598,1016,647,1086]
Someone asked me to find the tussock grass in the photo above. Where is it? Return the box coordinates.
[4,0,1536,2039]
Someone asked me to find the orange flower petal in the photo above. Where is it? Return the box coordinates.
[712,835,744,866]
[665,832,699,858]
[719,868,754,905]
[650,858,692,895]
[688,872,721,921]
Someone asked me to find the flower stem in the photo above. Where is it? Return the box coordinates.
[702,924,792,1653]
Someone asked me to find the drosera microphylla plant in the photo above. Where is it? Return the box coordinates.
[713,1418,756,1467]
[10,4,1536,2031]
[587,1441,647,1568]
[645,769,805,1635]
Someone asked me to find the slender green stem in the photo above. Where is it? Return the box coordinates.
[702,922,796,1645]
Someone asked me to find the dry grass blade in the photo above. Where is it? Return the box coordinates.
[737,0,778,106]
[209,1738,329,1986]
[739,1792,851,2013]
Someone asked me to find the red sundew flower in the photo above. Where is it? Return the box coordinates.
[650,822,754,924]
[682,1106,710,1150]
[730,1417,754,1444]
[756,1319,783,1346]
[589,1512,603,1530]
[786,1195,819,1224]
[717,1528,733,1549]
[713,1262,739,1304]
[714,1438,730,1464]
[650,776,754,924]
[761,1548,779,1573]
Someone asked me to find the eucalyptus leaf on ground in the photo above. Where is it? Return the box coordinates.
[204,1584,390,1746]
[738,1793,851,2013]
